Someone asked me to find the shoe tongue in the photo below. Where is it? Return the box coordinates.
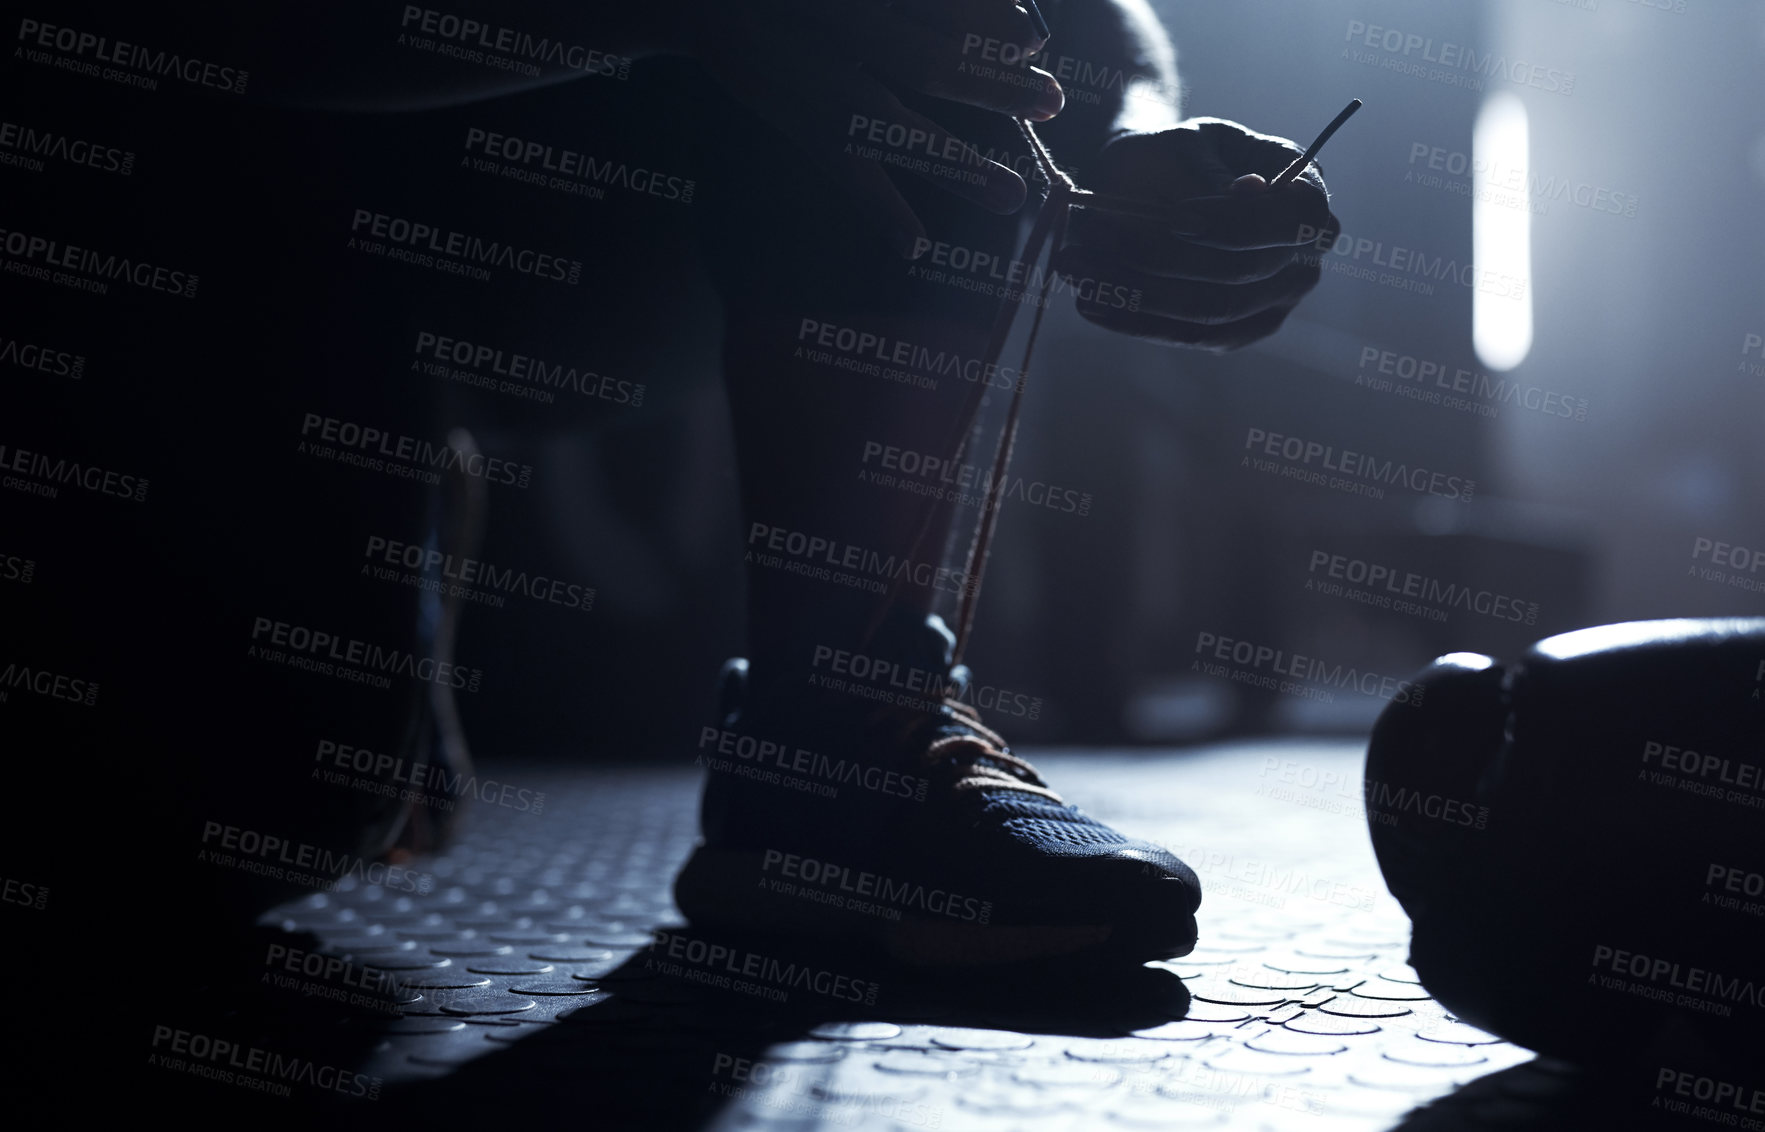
[861,609,958,676]
[743,609,962,705]
[732,609,981,762]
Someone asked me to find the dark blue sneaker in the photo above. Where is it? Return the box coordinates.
[674,611,1202,966]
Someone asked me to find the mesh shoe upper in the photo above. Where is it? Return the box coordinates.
[691,609,1201,954]
[979,794,1132,855]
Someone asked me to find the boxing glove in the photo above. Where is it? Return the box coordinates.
[1367,618,1765,1078]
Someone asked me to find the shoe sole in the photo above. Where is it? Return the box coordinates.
[674,844,1196,969]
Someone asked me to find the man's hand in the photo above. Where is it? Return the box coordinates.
[685,0,1065,253]
[1054,118,1343,351]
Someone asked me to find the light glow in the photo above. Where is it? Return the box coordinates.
[1472,91,1533,372]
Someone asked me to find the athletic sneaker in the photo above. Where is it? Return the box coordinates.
[674,610,1202,966]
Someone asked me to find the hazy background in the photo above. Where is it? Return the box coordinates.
[437,0,1765,759]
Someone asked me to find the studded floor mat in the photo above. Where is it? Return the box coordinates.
[130,742,1690,1130]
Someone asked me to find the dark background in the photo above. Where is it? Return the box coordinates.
[5,0,1763,777]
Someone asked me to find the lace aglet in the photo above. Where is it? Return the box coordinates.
[1269,98,1362,188]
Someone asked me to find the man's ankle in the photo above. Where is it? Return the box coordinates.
[738,607,965,726]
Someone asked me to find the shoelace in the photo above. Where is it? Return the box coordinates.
[917,697,1066,804]
[868,102,1360,672]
